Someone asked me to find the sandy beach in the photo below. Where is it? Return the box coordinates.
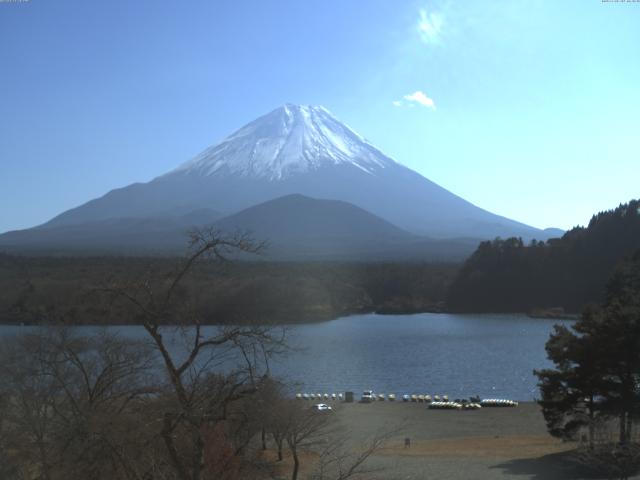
[270,400,640,480]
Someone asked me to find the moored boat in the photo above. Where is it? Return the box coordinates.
[480,398,518,407]
[428,401,462,410]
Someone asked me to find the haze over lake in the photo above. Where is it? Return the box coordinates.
[0,313,570,401]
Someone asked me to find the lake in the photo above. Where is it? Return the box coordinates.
[270,313,570,401]
[0,313,571,401]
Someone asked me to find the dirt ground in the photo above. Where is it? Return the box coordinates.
[317,401,640,480]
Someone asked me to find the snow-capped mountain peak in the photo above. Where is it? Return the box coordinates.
[28,103,557,244]
[171,104,397,180]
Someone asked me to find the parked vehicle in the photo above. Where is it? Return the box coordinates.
[361,390,375,403]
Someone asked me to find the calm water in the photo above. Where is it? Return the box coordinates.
[0,313,571,401]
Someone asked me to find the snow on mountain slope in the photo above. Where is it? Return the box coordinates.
[170,104,394,180]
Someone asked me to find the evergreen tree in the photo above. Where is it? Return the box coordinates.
[536,250,640,446]
[535,320,603,446]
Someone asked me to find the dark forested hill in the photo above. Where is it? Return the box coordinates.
[447,199,640,313]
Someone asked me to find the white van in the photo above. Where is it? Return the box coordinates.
[361,390,375,403]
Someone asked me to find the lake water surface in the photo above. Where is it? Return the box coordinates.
[0,313,571,400]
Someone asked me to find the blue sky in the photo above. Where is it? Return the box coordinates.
[1,0,639,233]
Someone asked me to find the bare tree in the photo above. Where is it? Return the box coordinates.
[274,399,401,480]
[269,404,289,462]
[309,426,402,480]
[0,229,290,480]
[0,327,158,480]
[102,228,287,480]
[246,377,289,460]
[282,401,335,480]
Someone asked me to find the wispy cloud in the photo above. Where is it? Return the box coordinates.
[394,91,436,110]
[418,8,443,45]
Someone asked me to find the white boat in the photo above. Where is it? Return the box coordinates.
[428,401,462,410]
[480,398,518,407]
[388,393,396,401]
[378,393,385,401]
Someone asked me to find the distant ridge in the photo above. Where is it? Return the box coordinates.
[0,194,479,260]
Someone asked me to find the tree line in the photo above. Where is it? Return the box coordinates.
[0,254,457,325]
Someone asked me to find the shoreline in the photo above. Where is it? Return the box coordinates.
[0,308,579,327]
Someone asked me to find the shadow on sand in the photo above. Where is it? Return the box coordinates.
[491,450,640,479]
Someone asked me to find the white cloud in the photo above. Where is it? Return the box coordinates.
[418,8,443,45]
[403,91,436,110]
[392,100,403,107]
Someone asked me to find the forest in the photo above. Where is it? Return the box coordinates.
[447,199,640,314]
[0,253,457,325]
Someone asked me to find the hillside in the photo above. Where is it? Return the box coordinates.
[0,209,222,256]
[214,194,479,261]
[447,199,640,313]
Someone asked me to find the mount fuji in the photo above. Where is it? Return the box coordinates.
[0,104,561,257]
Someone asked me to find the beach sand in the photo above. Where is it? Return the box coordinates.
[325,401,636,480]
[266,401,640,479]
